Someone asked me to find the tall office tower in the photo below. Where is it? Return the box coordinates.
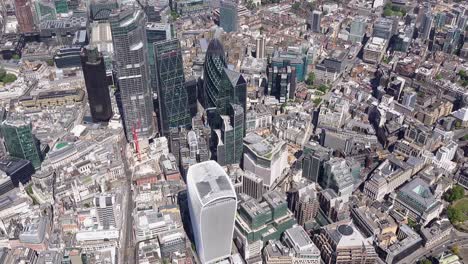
[420,12,433,40]
[80,46,113,122]
[187,161,237,264]
[94,194,117,230]
[287,184,319,226]
[373,18,394,40]
[0,120,42,169]
[220,0,238,33]
[203,38,246,165]
[310,10,322,33]
[255,35,266,59]
[302,142,332,183]
[267,65,296,103]
[241,171,264,201]
[154,39,191,136]
[213,103,244,165]
[185,77,198,117]
[349,17,366,44]
[89,0,118,21]
[14,0,35,33]
[203,38,246,115]
[313,220,377,264]
[402,91,417,108]
[110,7,155,141]
[321,158,354,203]
[34,0,57,22]
[146,23,171,95]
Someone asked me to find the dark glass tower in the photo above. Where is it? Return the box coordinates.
[81,46,113,122]
[203,38,246,116]
[154,39,191,136]
[0,119,42,169]
[203,39,246,165]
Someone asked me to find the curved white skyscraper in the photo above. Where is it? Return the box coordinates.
[187,160,237,263]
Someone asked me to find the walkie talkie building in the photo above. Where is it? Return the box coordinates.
[187,160,237,263]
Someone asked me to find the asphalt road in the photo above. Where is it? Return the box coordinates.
[398,230,468,264]
[119,144,135,264]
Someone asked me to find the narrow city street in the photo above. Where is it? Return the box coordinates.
[119,145,135,264]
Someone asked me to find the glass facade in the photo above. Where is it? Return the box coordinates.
[154,39,191,136]
[203,39,247,165]
[0,120,42,169]
[80,46,113,122]
[220,0,238,33]
[110,7,155,141]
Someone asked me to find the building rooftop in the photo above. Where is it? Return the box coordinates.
[187,160,236,204]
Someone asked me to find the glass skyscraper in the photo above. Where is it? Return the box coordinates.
[154,39,191,136]
[80,46,113,122]
[110,7,155,141]
[203,38,246,165]
[203,38,246,116]
[0,120,42,169]
[220,0,238,33]
[146,23,171,96]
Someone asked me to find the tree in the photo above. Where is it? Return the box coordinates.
[313,98,322,106]
[46,59,54,66]
[318,84,329,93]
[418,258,431,264]
[0,68,6,80]
[451,244,460,256]
[292,2,300,10]
[2,73,17,83]
[419,258,431,264]
[445,185,465,202]
[11,54,20,60]
[306,72,315,85]
[447,206,464,223]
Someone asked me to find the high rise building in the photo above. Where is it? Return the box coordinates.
[243,132,288,190]
[94,194,117,230]
[34,0,57,22]
[154,39,191,136]
[212,103,244,166]
[146,23,171,95]
[313,220,377,264]
[349,17,366,43]
[420,12,433,40]
[0,120,42,169]
[14,0,35,33]
[241,171,264,201]
[302,142,332,183]
[203,38,246,115]
[310,10,322,33]
[80,46,113,122]
[287,184,319,226]
[267,65,296,103]
[187,161,237,263]
[203,38,247,165]
[321,158,354,202]
[256,36,266,59]
[110,7,155,141]
[373,18,394,40]
[220,0,238,33]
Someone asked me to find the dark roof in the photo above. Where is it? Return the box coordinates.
[206,38,226,59]
[0,157,31,176]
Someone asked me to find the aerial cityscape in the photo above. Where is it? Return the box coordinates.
[0,0,467,263]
